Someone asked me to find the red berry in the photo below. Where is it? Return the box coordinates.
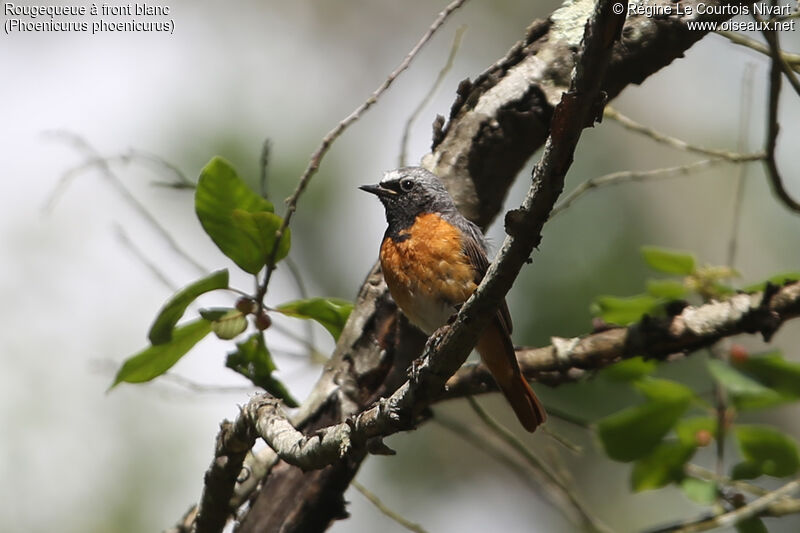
[236,297,256,315]
[695,429,712,447]
[255,311,272,331]
[730,344,749,364]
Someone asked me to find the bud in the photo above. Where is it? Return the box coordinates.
[255,311,272,331]
[236,297,257,315]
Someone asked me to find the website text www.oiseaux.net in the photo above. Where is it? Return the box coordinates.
[619,1,798,32]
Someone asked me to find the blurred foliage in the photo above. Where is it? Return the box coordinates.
[110,157,351,406]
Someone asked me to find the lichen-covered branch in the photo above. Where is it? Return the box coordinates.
[445,282,800,397]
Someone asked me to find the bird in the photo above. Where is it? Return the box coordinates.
[360,166,546,432]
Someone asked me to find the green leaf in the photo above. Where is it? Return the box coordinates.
[680,478,717,504]
[735,517,769,533]
[675,417,716,446]
[199,307,233,321]
[736,351,800,397]
[635,378,695,403]
[148,270,229,345]
[111,319,211,389]
[707,359,781,399]
[631,441,695,491]
[591,294,662,326]
[276,298,354,340]
[226,333,298,407]
[641,246,696,275]
[731,461,763,480]
[601,357,657,382]
[646,279,688,299]
[208,309,248,340]
[734,425,800,478]
[743,272,800,292]
[230,210,291,266]
[196,157,285,274]
[597,381,693,462]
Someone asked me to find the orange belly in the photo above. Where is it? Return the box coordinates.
[379,213,477,334]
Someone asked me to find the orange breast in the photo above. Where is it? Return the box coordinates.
[380,213,477,334]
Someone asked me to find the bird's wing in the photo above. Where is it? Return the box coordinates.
[460,225,513,335]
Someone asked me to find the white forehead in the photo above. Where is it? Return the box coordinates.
[380,169,404,184]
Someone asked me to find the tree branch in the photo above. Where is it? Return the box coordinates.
[229,1,773,531]
[651,477,800,533]
[446,282,800,397]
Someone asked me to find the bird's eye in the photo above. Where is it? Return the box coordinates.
[399,178,415,192]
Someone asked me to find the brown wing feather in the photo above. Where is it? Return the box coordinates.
[460,233,513,335]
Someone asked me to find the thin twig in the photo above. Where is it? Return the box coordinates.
[259,139,271,199]
[114,223,177,291]
[685,464,769,497]
[435,414,546,491]
[258,0,469,297]
[124,148,193,188]
[45,131,209,273]
[436,414,589,528]
[350,480,428,533]
[752,16,800,98]
[716,31,800,72]
[282,256,316,356]
[757,8,800,213]
[161,373,257,395]
[726,64,755,267]
[467,398,610,533]
[551,158,761,218]
[708,344,729,483]
[541,425,582,454]
[649,478,800,533]
[269,320,322,354]
[603,107,765,161]
[399,25,466,166]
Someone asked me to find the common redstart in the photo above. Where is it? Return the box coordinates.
[360,167,546,432]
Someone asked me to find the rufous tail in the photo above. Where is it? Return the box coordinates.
[500,372,547,432]
[476,321,547,433]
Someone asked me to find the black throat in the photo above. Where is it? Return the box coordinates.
[383,206,421,243]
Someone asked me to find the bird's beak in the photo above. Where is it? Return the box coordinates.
[359,183,396,198]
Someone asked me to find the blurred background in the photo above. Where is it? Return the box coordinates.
[2,0,799,531]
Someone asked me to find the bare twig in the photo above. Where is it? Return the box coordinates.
[399,25,466,166]
[435,414,546,490]
[258,0,469,296]
[160,373,256,395]
[715,31,800,72]
[551,158,761,218]
[259,139,271,199]
[685,464,769,497]
[708,343,729,483]
[114,223,177,291]
[467,398,610,533]
[350,480,428,533]
[757,8,800,213]
[282,256,317,357]
[755,19,800,98]
[726,64,755,267]
[45,132,208,273]
[604,107,765,162]
[650,478,800,533]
